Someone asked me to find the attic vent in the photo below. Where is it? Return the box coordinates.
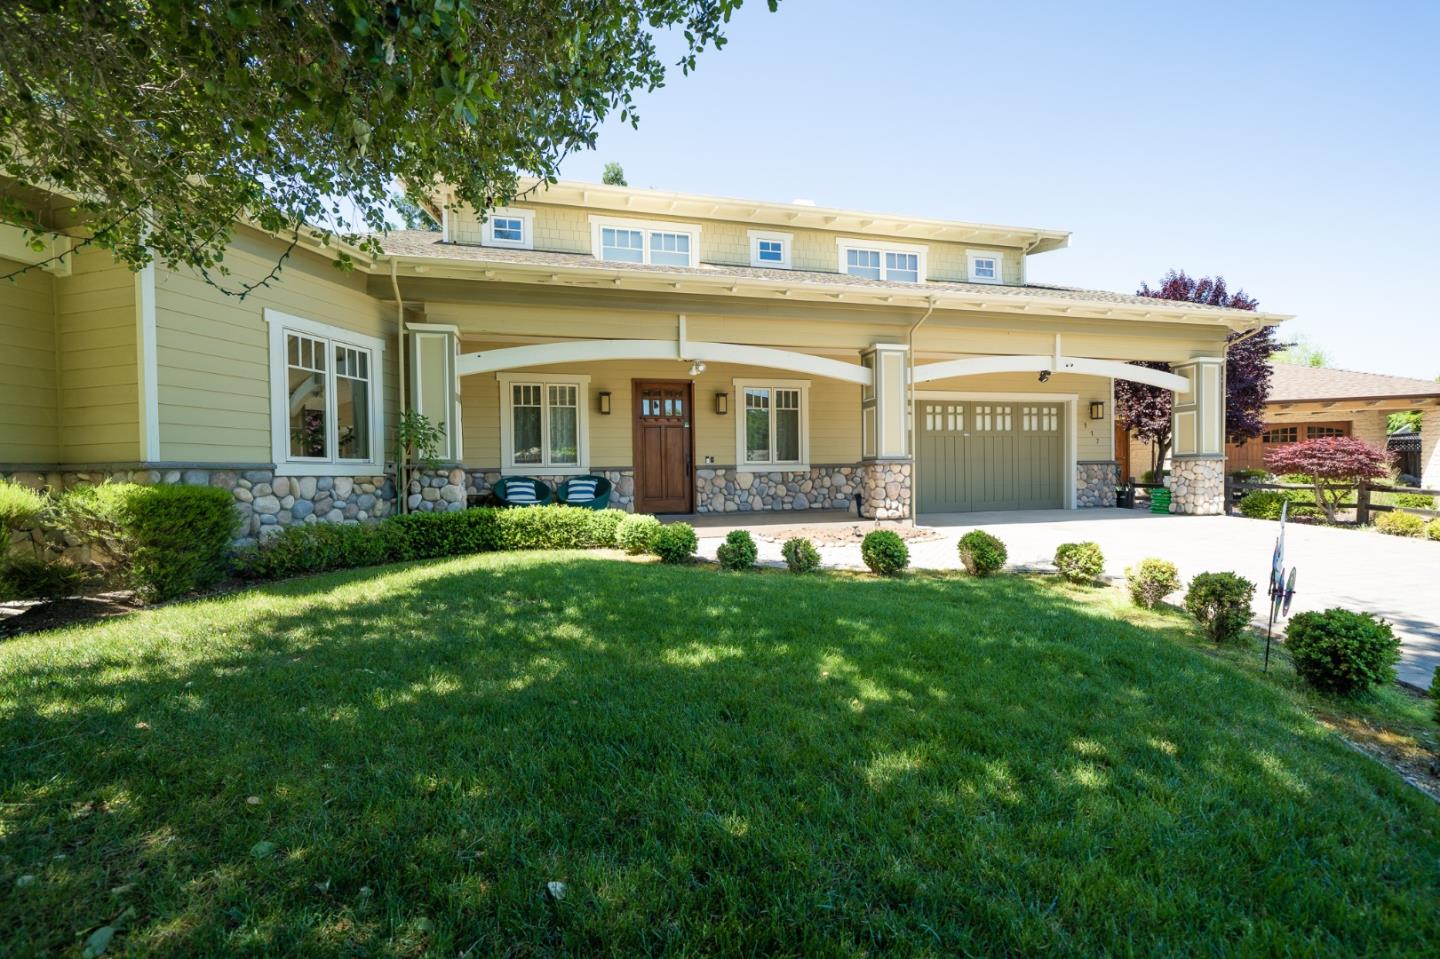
[790,198,816,207]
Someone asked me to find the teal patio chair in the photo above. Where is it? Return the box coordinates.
[556,475,613,509]
[492,476,554,507]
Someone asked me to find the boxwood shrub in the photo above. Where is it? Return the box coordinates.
[1393,492,1434,509]
[716,529,758,571]
[1238,490,1291,520]
[651,522,698,564]
[1125,558,1180,609]
[781,536,821,574]
[1285,608,1400,696]
[861,529,908,576]
[1053,541,1104,584]
[236,522,395,580]
[58,483,237,601]
[957,530,1007,577]
[616,514,663,554]
[385,508,501,560]
[1183,571,1255,644]
[492,505,603,551]
[1376,511,1426,537]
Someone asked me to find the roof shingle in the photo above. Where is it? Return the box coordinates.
[1268,363,1440,402]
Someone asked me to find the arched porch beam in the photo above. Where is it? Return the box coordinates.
[913,354,1191,392]
[456,338,873,385]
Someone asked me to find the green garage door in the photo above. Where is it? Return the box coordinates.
[917,401,1064,512]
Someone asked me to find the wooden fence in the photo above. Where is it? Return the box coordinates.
[1223,478,1440,524]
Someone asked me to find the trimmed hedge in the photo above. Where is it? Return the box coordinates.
[1054,542,1104,585]
[1393,492,1434,510]
[1286,608,1400,696]
[781,537,820,574]
[58,483,237,601]
[861,529,908,576]
[957,530,1007,577]
[1239,490,1291,520]
[1376,512,1426,537]
[1125,558,1180,609]
[652,523,698,564]
[716,529,758,571]
[236,522,395,580]
[616,514,662,555]
[1183,571,1255,644]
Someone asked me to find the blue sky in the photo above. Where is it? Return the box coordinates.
[555,0,1440,379]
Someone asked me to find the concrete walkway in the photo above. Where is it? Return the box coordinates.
[695,508,1440,688]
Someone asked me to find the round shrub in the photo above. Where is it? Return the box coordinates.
[1426,519,1440,542]
[1376,512,1425,537]
[615,514,662,554]
[1125,558,1180,609]
[1239,490,1291,520]
[781,537,821,574]
[651,522,698,564]
[716,529,758,571]
[1183,571,1256,644]
[586,508,628,548]
[860,529,908,576]
[957,530,1007,577]
[1053,541,1104,584]
[0,479,46,532]
[1285,608,1400,696]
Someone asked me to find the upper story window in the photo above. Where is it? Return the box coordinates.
[480,207,534,250]
[264,309,386,476]
[589,216,701,267]
[967,249,1003,284]
[748,230,793,269]
[836,239,927,283]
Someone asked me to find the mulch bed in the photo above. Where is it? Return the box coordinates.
[750,522,942,548]
[1,591,142,638]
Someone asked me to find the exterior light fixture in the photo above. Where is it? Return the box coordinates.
[598,391,612,415]
[1037,369,1052,383]
[688,360,706,376]
[715,392,729,415]
[1089,400,1105,420]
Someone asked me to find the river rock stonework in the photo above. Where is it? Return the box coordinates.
[693,465,863,513]
[1168,458,1225,515]
[1075,461,1120,508]
[861,460,912,521]
[408,468,637,512]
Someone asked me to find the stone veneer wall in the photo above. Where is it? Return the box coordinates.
[692,461,912,520]
[1168,458,1225,515]
[1075,461,1120,508]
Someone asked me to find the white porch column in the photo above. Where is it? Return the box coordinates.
[1422,408,1440,491]
[406,323,462,462]
[1168,356,1225,514]
[859,343,911,519]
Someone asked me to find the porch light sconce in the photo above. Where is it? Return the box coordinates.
[598,391,612,415]
[715,391,729,415]
[1037,369,1052,383]
[1089,400,1105,421]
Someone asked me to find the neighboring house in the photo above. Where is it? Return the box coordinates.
[0,180,1287,540]
[1123,364,1440,486]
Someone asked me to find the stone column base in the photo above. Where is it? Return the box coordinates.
[1168,458,1225,515]
[861,460,912,520]
[1076,461,1120,508]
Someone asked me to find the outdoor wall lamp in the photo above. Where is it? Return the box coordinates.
[715,391,729,415]
[1089,400,1105,420]
[1038,369,1052,383]
[598,391,612,415]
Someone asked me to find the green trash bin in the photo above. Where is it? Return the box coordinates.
[1150,488,1172,514]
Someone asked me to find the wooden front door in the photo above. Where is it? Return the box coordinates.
[632,380,694,514]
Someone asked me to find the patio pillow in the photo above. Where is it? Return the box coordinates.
[566,478,598,503]
[505,483,538,504]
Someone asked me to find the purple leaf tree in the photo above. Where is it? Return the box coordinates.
[1117,270,1275,474]
[1264,436,1392,522]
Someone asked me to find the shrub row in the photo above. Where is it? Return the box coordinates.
[1375,511,1440,539]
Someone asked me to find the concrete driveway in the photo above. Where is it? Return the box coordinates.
[696,508,1440,688]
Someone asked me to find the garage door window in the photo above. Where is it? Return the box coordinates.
[973,405,1013,431]
[1022,406,1059,431]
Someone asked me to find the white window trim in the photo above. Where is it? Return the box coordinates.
[496,371,592,476]
[480,207,535,250]
[264,309,387,477]
[733,377,811,471]
[747,229,793,269]
[835,237,928,283]
[588,215,702,267]
[966,249,1004,285]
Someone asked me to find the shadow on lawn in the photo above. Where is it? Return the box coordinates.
[2,554,1436,956]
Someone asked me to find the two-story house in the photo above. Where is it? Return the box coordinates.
[1,180,1289,540]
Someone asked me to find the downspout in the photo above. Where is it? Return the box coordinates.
[904,294,941,522]
[390,258,408,513]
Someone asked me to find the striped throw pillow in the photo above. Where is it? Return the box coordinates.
[505,483,539,504]
[566,478,599,503]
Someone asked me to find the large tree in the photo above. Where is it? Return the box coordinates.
[1117,270,1274,472]
[0,0,774,294]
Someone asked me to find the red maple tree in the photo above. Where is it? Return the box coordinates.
[1264,436,1393,522]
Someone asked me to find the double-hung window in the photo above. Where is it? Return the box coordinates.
[479,207,534,249]
[265,310,386,475]
[966,249,1003,284]
[590,216,701,267]
[735,379,809,469]
[498,372,591,474]
[837,239,927,283]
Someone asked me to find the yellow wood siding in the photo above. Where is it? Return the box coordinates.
[0,257,59,462]
[153,231,397,463]
[451,203,1025,284]
[56,249,138,463]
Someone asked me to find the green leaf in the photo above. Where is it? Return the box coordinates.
[250,840,278,859]
[82,926,115,958]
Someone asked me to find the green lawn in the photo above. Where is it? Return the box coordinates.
[2,553,1437,956]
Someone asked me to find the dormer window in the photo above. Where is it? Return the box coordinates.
[589,216,701,267]
[836,239,927,283]
[480,207,534,250]
[748,230,792,269]
[967,250,1003,284]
